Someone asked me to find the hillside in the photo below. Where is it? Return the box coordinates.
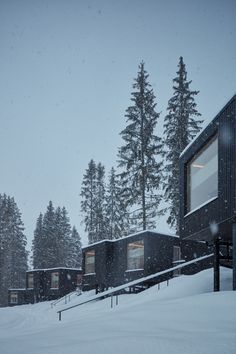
[0,267,235,354]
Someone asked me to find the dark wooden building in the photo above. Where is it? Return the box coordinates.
[8,267,82,306]
[179,94,236,291]
[82,231,212,292]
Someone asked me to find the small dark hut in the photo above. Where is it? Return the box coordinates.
[82,230,211,292]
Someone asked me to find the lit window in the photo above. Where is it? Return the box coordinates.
[85,250,95,274]
[10,292,18,304]
[51,272,59,289]
[127,240,144,270]
[27,273,34,288]
[187,135,218,213]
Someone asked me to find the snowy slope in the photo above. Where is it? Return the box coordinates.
[0,267,235,354]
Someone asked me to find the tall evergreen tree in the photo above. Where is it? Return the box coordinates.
[32,213,44,269]
[118,61,163,230]
[67,226,82,268]
[163,56,202,232]
[94,162,107,242]
[105,167,129,239]
[60,206,72,266]
[0,194,28,306]
[32,203,79,269]
[81,159,97,244]
[41,201,57,268]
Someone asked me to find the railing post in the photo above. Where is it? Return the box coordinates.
[111,295,113,308]
[116,294,118,306]
[158,283,160,290]
[59,311,61,321]
[167,279,169,286]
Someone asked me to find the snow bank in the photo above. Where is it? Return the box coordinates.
[0,267,235,354]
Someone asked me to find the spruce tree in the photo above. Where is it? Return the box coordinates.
[80,159,98,244]
[32,203,75,269]
[118,62,163,230]
[163,56,202,232]
[41,201,57,268]
[0,194,28,306]
[105,167,129,239]
[59,206,72,266]
[32,213,44,269]
[94,162,107,242]
[67,226,82,268]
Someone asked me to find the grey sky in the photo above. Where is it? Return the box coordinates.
[0,0,235,250]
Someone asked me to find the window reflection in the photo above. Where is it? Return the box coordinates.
[187,135,218,213]
[127,240,144,270]
[85,250,95,274]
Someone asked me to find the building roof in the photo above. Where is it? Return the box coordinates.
[82,229,179,249]
[180,93,236,158]
[27,267,82,273]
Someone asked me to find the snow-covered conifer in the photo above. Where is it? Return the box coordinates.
[94,162,107,242]
[163,56,202,232]
[118,62,163,230]
[105,167,129,239]
[67,226,82,268]
[0,194,28,306]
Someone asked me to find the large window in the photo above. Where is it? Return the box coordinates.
[127,240,144,270]
[85,250,95,274]
[186,135,218,213]
[27,273,34,288]
[51,272,59,289]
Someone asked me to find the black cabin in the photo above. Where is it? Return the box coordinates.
[82,231,211,292]
[179,94,236,291]
[8,267,82,306]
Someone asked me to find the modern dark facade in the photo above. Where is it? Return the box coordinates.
[82,231,212,292]
[8,267,82,306]
[179,94,236,290]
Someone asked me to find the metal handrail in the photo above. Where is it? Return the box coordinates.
[51,290,79,308]
[57,253,213,320]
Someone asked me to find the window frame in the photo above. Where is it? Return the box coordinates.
[51,271,60,289]
[127,239,144,271]
[27,273,34,289]
[84,249,95,274]
[185,134,218,215]
[10,291,18,304]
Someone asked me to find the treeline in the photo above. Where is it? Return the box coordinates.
[32,201,82,269]
[81,57,202,242]
[0,197,82,306]
[0,194,28,306]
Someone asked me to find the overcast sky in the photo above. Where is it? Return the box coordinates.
[0,0,235,250]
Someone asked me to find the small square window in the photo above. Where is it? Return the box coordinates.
[10,292,18,304]
[51,272,59,289]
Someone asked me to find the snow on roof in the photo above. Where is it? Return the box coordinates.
[27,267,82,273]
[82,229,179,249]
[8,288,26,291]
[180,93,236,158]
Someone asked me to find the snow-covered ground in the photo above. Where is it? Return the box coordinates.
[0,267,235,354]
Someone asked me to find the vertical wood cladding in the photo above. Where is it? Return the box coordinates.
[82,231,211,291]
[180,95,236,241]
